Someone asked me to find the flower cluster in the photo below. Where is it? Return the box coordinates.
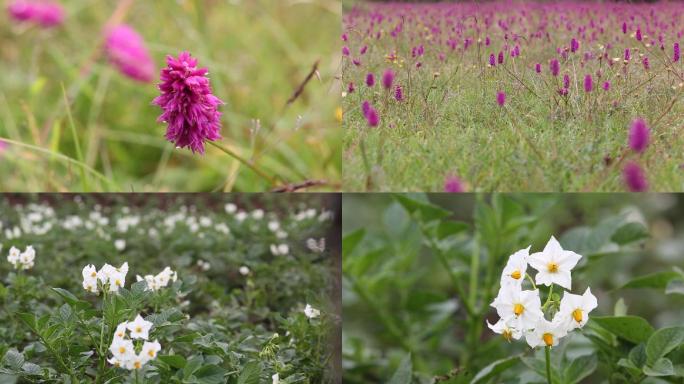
[488,236,597,348]
[135,266,178,291]
[270,243,290,256]
[108,315,160,370]
[82,262,129,294]
[104,24,155,83]
[7,245,35,270]
[7,0,64,28]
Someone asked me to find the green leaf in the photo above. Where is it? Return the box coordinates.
[591,316,654,344]
[51,288,79,306]
[17,313,37,330]
[521,357,561,383]
[183,356,203,379]
[21,362,42,376]
[665,279,684,295]
[388,353,412,384]
[621,271,682,290]
[645,326,684,365]
[342,229,365,258]
[563,354,597,384]
[629,344,647,368]
[612,222,649,245]
[470,354,521,384]
[643,358,675,377]
[158,355,186,369]
[194,365,226,384]
[436,221,469,240]
[1,350,24,371]
[394,194,451,222]
[237,361,261,384]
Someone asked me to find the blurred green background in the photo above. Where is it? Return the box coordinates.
[0,0,341,192]
[342,194,684,383]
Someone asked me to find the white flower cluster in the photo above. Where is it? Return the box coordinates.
[488,236,598,348]
[304,304,320,319]
[135,267,178,291]
[7,245,36,270]
[82,263,129,294]
[108,314,160,370]
[270,244,289,256]
[306,238,326,253]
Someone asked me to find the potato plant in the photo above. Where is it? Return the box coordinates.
[0,195,339,383]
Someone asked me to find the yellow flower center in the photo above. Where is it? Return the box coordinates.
[502,329,513,341]
[513,303,524,316]
[547,262,559,273]
[543,333,554,346]
[91,271,97,277]
[572,308,583,323]
[136,326,142,333]
[115,279,122,286]
[134,361,141,369]
[118,347,126,354]
[148,350,155,357]
[511,270,521,279]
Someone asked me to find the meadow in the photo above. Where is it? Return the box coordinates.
[0,194,340,383]
[342,1,684,192]
[343,193,684,383]
[0,0,341,192]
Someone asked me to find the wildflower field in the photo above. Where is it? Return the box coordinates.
[342,1,684,192]
[0,194,340,383]
[343,194,684,383]
[0,0,341,192]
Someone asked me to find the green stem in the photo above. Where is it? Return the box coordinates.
[468,233,480,310]
[135,368,140,384]
[207,141,278,186]
[545,346,552,384]
[525,273,537,290]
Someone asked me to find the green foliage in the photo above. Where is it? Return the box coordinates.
[0,195,336,383]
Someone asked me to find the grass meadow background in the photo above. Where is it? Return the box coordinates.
[0,0,341,192]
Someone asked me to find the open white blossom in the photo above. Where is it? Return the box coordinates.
[270,244,289,256]
[7,246,21,269]
[487,318,523,342]
[268,221,280,232]
[108,318,161,371]
[555,287,598,330]
[18,246,36,270]
[306,238,326,253]
[239,266,250,276]
[304,304,320,319]
[491,285,543,331]
[272,373,279,384]
[114,239,126,251]
[528,236,582,290]
[225,203,237,214]
[500,246,529,287]
[252,209,264,220]
[137,267,178,292]
[82,264,99,293]
[525,318,568,348]
[127,314,153,340]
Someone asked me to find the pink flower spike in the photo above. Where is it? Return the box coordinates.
[444,175,465,192]
[496,91,506,106]
[7,0,64,27]
[628,118,650,153]
[622,162,648,192]
[153,52,224,154]
[105,24,155,83]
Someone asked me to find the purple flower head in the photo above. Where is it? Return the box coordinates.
[366,106,379,127]
[153,52,224,154]
[563,74,570,89]
[584,74,593,93]
[360,45,368,55]
[366,73,375,87]
[558,88,568,96]
[361,101,371,117]
[628,118,650,153]
[550,59,560,76]
[623,162,648,192]
[674,42,680,63]
[498,51,504,64]
[342,46,350,56]
[636,28,642,41]
[496,91,506,106]
[489,53,496,66]
[485,36,490,46]
[570,38,579,53]
[341,33,348,42]
[347,82,355,94]
[104,25,155,83]
[624,48,631,61]
[7,0,64,27]
[382,69,394,90]
[642,56,650,70]
[535,63,541,73]
[622,22,627,34]
[395,85,403,101]
[444,175,465,192]
[603,81,610,91]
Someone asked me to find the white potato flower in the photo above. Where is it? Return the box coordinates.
[225,203,237,214]
[114,322,128,340]
[127,314,153,340]
[140,340,161,361]
[109,338,135,362]
[555,287,598,330]
[270,244,289,256]
[235,211,248,222]
[500,246,529,287]
[268,221,280,232]
[272,373,279,384]
[486,318,523,342]
[251,209,264,220]
[528,236,582,290]
[114,239,126,251]
[239,266,250,276]
[306,238,326,253]
[490,285,543,331]
[82,264,99,293]
[524,318,568,348]
[304,304,320,319]
[7,246,21,269]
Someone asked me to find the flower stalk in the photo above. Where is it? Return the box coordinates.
[545,346,552,384]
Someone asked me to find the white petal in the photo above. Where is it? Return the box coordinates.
[554,270,572,290]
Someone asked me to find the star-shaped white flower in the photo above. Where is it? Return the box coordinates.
[127,314,153,340]
[490,285,543,331]
[500,246,530,287]
[525,318,568,348]
[109,337,135,361]
[486,318,523,342]
[528,236,582,290]
[82,264,99,293]
[113,321,128,340]
[140,340,161,362]
[555,287,598,330]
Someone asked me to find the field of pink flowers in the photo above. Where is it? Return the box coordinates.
[342,1,684,192]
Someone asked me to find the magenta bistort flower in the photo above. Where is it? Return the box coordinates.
[153,52,224,154]
[496,91,506,106]
[535,63,541,73]
[444,175,465,192]
[623,161,648,192]
[7,0,64,27]
[584,74,593,92]
[489,53,496,67]
[366,73,375,87]
[550,59,560,76]
[603,81,611,91]
[105,25,154,83]
[382,69,394,90]
[628,118,650,153]
[395,85,403,101]
[366,106,379,127]
[674,42,680,63]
